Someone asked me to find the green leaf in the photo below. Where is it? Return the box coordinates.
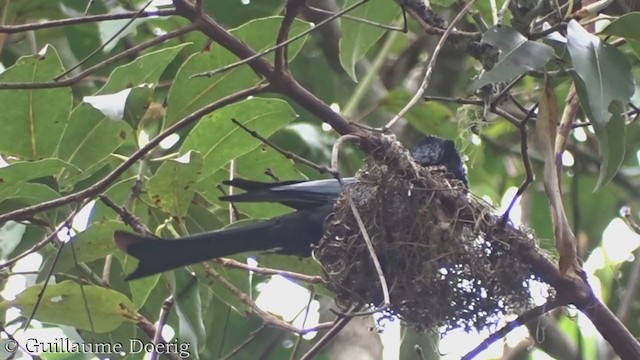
[55,220,128,271]
[0,45,72,160]
[339,0,401,81]
[203,0,285,27]
[0,183,61,208]
[0,221,26,260]
[56,103,131,187]
[628,39,640,59]
[167,272,206,358]
[567,20,634,189]
[567,20,635,126]
[601,12,640,41]
[99,43,189,94]
[380,89,457,138]
[4,0,62,21]
[0,158,80,184]
[92,177,149,223]
[197,262,252,315]
[1,281,137,333]
[470,26,554,90]
[147,151,203,219]
[180,98,298,179]
[165,17,310,127]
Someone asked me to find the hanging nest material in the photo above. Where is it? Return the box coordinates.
[315,137,547,332]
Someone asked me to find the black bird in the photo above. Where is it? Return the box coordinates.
[115,136,466,280]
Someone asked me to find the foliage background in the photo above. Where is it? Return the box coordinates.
[0,0,638,359]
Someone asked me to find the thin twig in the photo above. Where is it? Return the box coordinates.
[298,305,360,360]
[0,9,176,34]
[383,0,478,131]
[332,134,390,307]
[461,298,565,360]
[306,3,407,31]
[230,118,336,176]
[202,263,333,334]
[56,0,155,79]
[275,0,305,74]
[191,0,370,79]
[0,25,196,90]
[499,104,537,226]
[150,296,174,360]
[220,325,267,360]
[214,258,324,283]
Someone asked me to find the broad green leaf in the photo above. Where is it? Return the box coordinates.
[576,100,626,191]
[4,0,62,21]
[180,98,298,179]
[1,281,138,333]
[99,43,189,94]
[0,183,61,207]
[339,0,401,81]
[0,221,26,260]
[167,272,205,357]
[0,158,80,184]
[115,246,160,310]
[197,262,252,315]
[628,39,640,59]
[567,20,635,126]
[185,203,227,235]
[92,177,149,224]
[380,89,457,138]
[55,220,128,271]
[165,17,310,127]
[470,26,554,90]
[56,103,130,187]
[204,0,285,27]
[601,13,640,41]
[567,20,634,189]
[147,151,203,219]
[0,45,72,160]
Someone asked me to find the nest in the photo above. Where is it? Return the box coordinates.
[315,137,543,332]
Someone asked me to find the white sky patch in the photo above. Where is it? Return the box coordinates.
[150,0,174,6]
[498,186,522,227]
[72,200,96,232]
[583,247,606,274]
[175,151,193,164]
[562,150,574,167]
[440,327,503,359]
[573,126,587,142]
[160,134,180,149]
[255,275,319,339]
[602,218,640,264]
[329,103,340,113]
[83,88,132,121]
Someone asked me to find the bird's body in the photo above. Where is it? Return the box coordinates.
[115,136,467,280]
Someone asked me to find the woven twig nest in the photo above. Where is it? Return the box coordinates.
[315,137,544,332]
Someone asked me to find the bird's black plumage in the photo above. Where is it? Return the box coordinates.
[115,136,467,280]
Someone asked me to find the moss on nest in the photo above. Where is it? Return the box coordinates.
[314,137,543,332]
